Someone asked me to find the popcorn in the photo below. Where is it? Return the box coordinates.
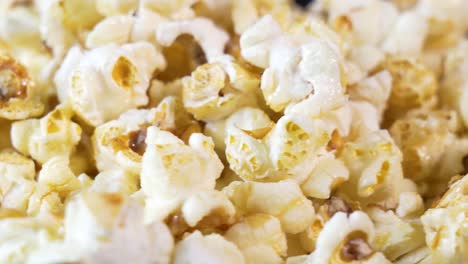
[306,211,391,264]
[421,175,468,263]
[0,54,44,120]
[300,152,349,199]
[349,70,392,121]
[173,231,244,264]
[63,192,174,263]
[0,5,41,50]
[224,180,314,234]
[241,15,345,112]
[90,170,138,195]
[141,126,223,221]
[181,189,236,228]
[224,214,287,263]
[55,42,166,126]
[326,0,399,47]
[379,57,438,125]
[35,156,81,199]
[93,96,198,175]
[182,55,259,121]
[156,18,229,62]
[389,110,458,184]
[381,11,428,56]
[337,130,411,208]
[367,206,426,261]
[85,15,135,49]
[11,103,82,164]
[0,149,35,213]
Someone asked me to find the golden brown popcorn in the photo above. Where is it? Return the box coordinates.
[224,214,287,263]
[11,103,82,164]
[389,110,460,185]
[0,54,44,120]
[182,55,259,121]
[224,180,314,234]
[93,96,199,176]
[379,57,438,125]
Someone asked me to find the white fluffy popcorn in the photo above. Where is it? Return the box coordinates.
[156,17,229,62]
[224,180,314,234]
[11,103,82,164]
[62,192,174,264]
[224,214,287,263]
[141,126,223,221]
[241,15,345,112]
[173,231,244,264]
[55,42,166,126]
[90,169,139,195]
[96,0,139,17]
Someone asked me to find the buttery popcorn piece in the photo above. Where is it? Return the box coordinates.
[0,54,44,120]
[182,55,259,121]
[11,103,81,164]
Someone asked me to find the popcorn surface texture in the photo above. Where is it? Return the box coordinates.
[0,0,468,263]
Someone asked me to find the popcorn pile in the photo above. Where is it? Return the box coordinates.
[0,0,467,263]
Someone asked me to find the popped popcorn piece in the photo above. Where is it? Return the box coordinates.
[381,11,428,56]
[182,55,259,121]
[0,54,44,120]
[63,191,174,263]
[173,231,244,264]
[241,15,345,112]
[156,17,229,62]
[421,175,468,263]
[181,189,236,228]
[141,0,198,19]
[396,192,424,218]
[367,206,426,261]
[0,149,35,213]
[326,0,399,46]
[379,57,438,125]
[0,5,41,50]
[93,96,198,176]
[141,126,223,221]
[85,15,135,49]
[347,101,380,140]
[56,42,166,126]
[306,211,391,264]
[36,156,81,199]
[224,214,287,263]
[224,180,314,234]
[349,70,392,120]
[11,103,82,164]
[389,110,458,184]
[337,130,410,208]
[300,152,349,199]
